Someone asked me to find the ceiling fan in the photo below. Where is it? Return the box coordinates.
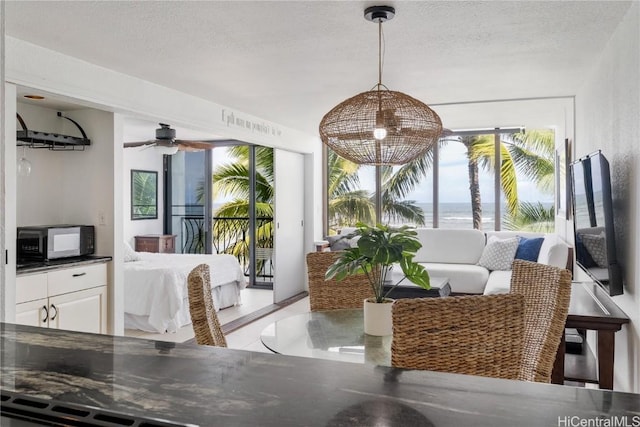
[123,123,218,153]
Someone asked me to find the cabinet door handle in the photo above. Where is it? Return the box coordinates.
[41,305,48,323]
[49,304,58,321]
[72,272,87,277]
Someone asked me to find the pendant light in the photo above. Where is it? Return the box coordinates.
[17,145,32,177]
[319,6,442,165]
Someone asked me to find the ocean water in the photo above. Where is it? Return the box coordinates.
[382,202,497,229]
[385,202,552,230]
[209,201,552,230]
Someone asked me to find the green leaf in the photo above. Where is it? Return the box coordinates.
[399,257,431,289]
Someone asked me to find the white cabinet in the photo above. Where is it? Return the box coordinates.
[15,298,48,327]
[49,287,107,333]
[15,263,108,334]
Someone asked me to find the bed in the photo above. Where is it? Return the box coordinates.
[123,250,247,333]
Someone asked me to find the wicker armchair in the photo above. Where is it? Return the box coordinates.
[306,251,374,311]
[187,264,227,347]
[509,259,572,383]
[391,294,526,380]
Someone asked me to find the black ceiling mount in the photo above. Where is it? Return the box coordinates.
[364,5,395,23]
[16,112,91,151]
[156,123,176,140]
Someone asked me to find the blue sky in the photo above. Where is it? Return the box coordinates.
[360,142,554,204]
[210,143,555,205]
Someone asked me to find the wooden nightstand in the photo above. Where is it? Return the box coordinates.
[134,234,176,253]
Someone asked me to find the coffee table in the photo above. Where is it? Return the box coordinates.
[260,276,450,365]
[384,275,451,298]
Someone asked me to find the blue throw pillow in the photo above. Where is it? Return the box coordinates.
[515,237,545,262]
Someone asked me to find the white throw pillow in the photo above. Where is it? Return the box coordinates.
[124,241,141,262]
[477,236,519,271]
[581,232,608,268]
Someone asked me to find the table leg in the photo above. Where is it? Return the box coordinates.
[597,330,615,390]
[552,333,565,385]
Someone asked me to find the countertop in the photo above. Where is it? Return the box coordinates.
[1,323,638,426]
[16,255,112,275]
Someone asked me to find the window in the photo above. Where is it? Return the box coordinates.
[325,129,556,233]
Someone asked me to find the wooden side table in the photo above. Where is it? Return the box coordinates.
[552,282,629,390]
[134,234,176,253]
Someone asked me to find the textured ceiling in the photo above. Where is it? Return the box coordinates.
[5,1,633,138]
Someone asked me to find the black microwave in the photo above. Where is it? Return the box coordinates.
[17,225,95,261]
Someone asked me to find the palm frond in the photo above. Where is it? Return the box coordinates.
[382,199,426,226]
[329,190,375,228]
[383,153,434,200]
[503,201,555,232]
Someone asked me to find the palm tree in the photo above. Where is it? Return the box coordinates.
[327,150,375,230]
[212,146,274,220]
[481,130,556,230]
[379,150,437,226]
[440,129,555,230]
[327,150,430,229]
[210,146,274,271]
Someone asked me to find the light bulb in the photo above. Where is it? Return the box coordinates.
[17,146,32,177]
[373,127,387,140]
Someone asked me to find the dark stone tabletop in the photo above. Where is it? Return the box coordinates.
[1,323,638,426]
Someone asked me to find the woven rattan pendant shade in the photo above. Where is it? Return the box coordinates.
[319,89,442,165]
[318,6,442,166]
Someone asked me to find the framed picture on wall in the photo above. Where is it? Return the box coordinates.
[131,169,158,220]
[556,138,571,220]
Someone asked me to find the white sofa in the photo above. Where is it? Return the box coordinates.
[391,228,571,295]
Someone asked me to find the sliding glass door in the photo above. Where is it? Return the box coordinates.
[165,143,274,288]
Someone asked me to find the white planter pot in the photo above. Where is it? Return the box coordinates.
[363,298,394,336]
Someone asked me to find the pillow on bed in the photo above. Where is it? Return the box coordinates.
[124,241,141,262]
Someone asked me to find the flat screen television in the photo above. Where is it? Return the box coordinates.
[570,151,623,296]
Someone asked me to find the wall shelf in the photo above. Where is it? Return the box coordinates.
[17,112,91,151]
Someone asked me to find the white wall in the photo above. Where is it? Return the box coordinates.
[0,2,5,321]
[11,103,122,333]
[1,83,17,323]
[575,1,639,393]
[3,37,323,335]
[123,148,165,245]
[14,104,115,251]
[15,103,68,225]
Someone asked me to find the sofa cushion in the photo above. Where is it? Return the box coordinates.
[515,237,544,262]
[537,235,570,268]
[326,235,352,251]
[477,236,518,271]
[418,262,489,294]
[413,228,485,264]
[483,270,513,295]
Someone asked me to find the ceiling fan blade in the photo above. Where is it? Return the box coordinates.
[124,140,158,148]
[175,140,217,150]
[125,124,220,152]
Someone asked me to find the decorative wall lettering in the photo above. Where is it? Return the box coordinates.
[221,109,282,137]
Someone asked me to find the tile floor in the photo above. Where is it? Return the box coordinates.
[125,288,311,354]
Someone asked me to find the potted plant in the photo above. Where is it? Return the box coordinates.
[325,222,430,336]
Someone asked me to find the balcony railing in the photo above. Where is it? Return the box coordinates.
[171,211,274,284]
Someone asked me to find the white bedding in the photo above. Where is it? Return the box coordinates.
[124,252,247,333]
